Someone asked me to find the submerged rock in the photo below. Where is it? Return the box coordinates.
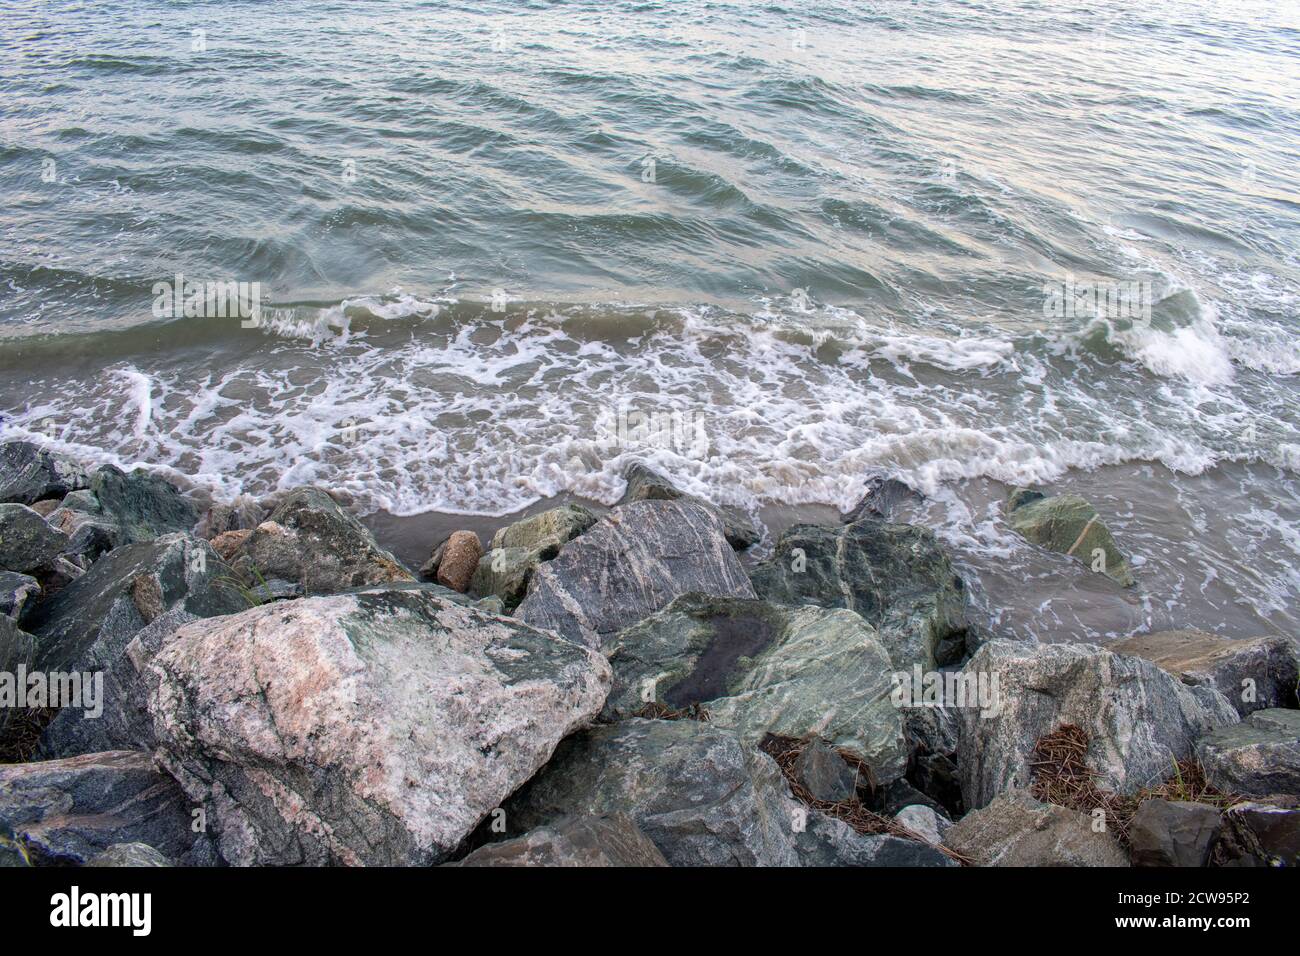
[436,530,482,593]
[843,476,920,523]
[503,718,799,867]
[944,790,1129,866]
[603,594,906,784]
[145,587,611,866]
[0,503,70,575]
[517,500,755,649]
[619,463,758,551]
[1128,799,1221,867]
[1109,629,1299,716]
[453,814,669,867]
[0,441,89,506]
[1196,709,1300,797]
[748,518,968,671]
[23,533,239,672]
[1005,488,1135,587]
[0,750,216,866]
[958,640,1238,810]
[228,487,414,595]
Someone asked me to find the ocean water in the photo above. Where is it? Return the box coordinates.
[1,0,1297,642]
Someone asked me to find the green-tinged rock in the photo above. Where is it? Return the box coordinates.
[503,718,799,866]
[0,503,70,574]
[748,518,968,671]
[90,465,198,543]
[0,571,40,622]
[471,546,542,610]
[0,441,89,506]
[1005,488,1135,587]
[603,593,907,785]
[1197,709,1300,797]
[228,487,414,595]
[490,503,597,553]
[452,814,669,867]
[23,533,241,672]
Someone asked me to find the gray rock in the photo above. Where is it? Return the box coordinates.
[453,814,669,867]
[1212,801,1300,867]
[843,476,919,523]
[23,533,241,672]
[0,571,40,622]
[0,441,89,506]
[749,518,968,672]
[1109,630,1299,716]
[0,616,38,744]
[958,640,1238,810]
[1196,709,1300,797]
[472,546,542,610]
[490,503,598,553]
[87,842,172,867]
[1128,800,1221,867]
[0,751,215,866]
[944,790,1129,866]
[46,502,119,564]
[0,503,70,574]
[894,804,951,846]
[1005,488,1135,587]
[39,607,204,758]
[228,487,414,595]
[793,810,956,866]
[517,500,756,649]
[603,594,906,785]
[194,496,265,540]
[795,738,860,803]
[619,463,759,551]
[90,465,198,544]
[504,719,799,867]
[145,587,611,866]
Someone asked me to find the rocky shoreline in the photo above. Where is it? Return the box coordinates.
[0,438,1296,867]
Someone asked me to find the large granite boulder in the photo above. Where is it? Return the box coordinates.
[958,641,1238,810]
[22,533,240,672]
[944,790,1129,866]
[0,504,70,575]
[619,463,759,551]
[602,594,907,785]
[0,441,89,505]
[0,751,216,866]
[453,814,669,867]
[748,518,968,671]
[144,587,611,866]
[516,500,755,649]
[503,718,799,866]
[1005,488,1135,587]
[227,487,414,595]
[1128,799,1222,867]
[1196,709,1300,797]
[1109,630,1299,716]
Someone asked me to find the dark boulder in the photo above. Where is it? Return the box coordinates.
[452,814,669,867]
[0,503,70,575]
[1128,799,1222,867]
[1197,709,1300,798]
[0,441,89,506]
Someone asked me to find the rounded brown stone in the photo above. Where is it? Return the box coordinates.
[436,530,483,593]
